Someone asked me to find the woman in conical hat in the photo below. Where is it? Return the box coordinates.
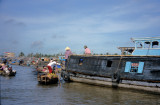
[65,46,73,66]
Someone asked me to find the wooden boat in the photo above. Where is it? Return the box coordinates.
[0,66,16,76]
[37,73,58,84]
[1,70,16,76]
[62,37,160,93]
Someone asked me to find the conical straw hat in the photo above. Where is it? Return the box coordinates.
[65,47,70,50]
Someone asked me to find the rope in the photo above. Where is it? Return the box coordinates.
[66,56,71,71]
[115,55,123,74]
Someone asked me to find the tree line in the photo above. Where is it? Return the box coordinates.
[19,52,64,58]
[18,52,120,58]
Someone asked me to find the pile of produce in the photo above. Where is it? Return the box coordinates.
[47,73,58,79]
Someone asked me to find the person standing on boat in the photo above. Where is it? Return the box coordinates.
[47,59,57,74]
[65,47,73,66]
[84,45,91,55]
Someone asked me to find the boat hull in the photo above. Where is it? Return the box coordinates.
[63,55,160,93]
[37,74,58,84]
[69,76,160,93]
[0,71,16,76]
[66,55,160,82]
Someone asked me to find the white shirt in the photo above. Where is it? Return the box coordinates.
[47,61,57,68]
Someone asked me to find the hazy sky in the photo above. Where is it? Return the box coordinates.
[0,0,160,55]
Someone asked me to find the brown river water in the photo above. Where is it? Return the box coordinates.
[1,65,160,105]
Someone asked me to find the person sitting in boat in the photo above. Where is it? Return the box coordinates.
[84,45,91,55]
[8,66,13,72]
[1,63,5,70]
[4,65,16,75]
[47,59,57,74]
[0,64,4,74]
[0,64,3,74]
[19,59,24,65]
[0,64,3,70]
[42,66,48,73]
[4,65,10,74]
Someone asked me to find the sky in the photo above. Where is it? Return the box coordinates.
[0,0,160,56]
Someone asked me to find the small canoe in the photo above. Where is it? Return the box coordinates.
[1,70,16,76]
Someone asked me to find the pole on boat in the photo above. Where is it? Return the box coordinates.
[45,75,47,85]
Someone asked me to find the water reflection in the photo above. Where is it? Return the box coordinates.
[1,65,160,105]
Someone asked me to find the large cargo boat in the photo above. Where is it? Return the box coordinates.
[62,37,160,93]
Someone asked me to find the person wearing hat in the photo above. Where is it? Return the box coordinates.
[84,45,91,55]
[65,47,73,66]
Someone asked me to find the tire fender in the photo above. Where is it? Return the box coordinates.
[112,73,121,83]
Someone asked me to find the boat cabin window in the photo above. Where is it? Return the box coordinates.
[130,62,139,72]
[136,42,143,48]
[125,61,144,73]
[152,41,159,48]
[107,60,112,67]
[79,58,83,65]
[144,41,151,48]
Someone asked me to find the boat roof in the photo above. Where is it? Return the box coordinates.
[131,37,160,42]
